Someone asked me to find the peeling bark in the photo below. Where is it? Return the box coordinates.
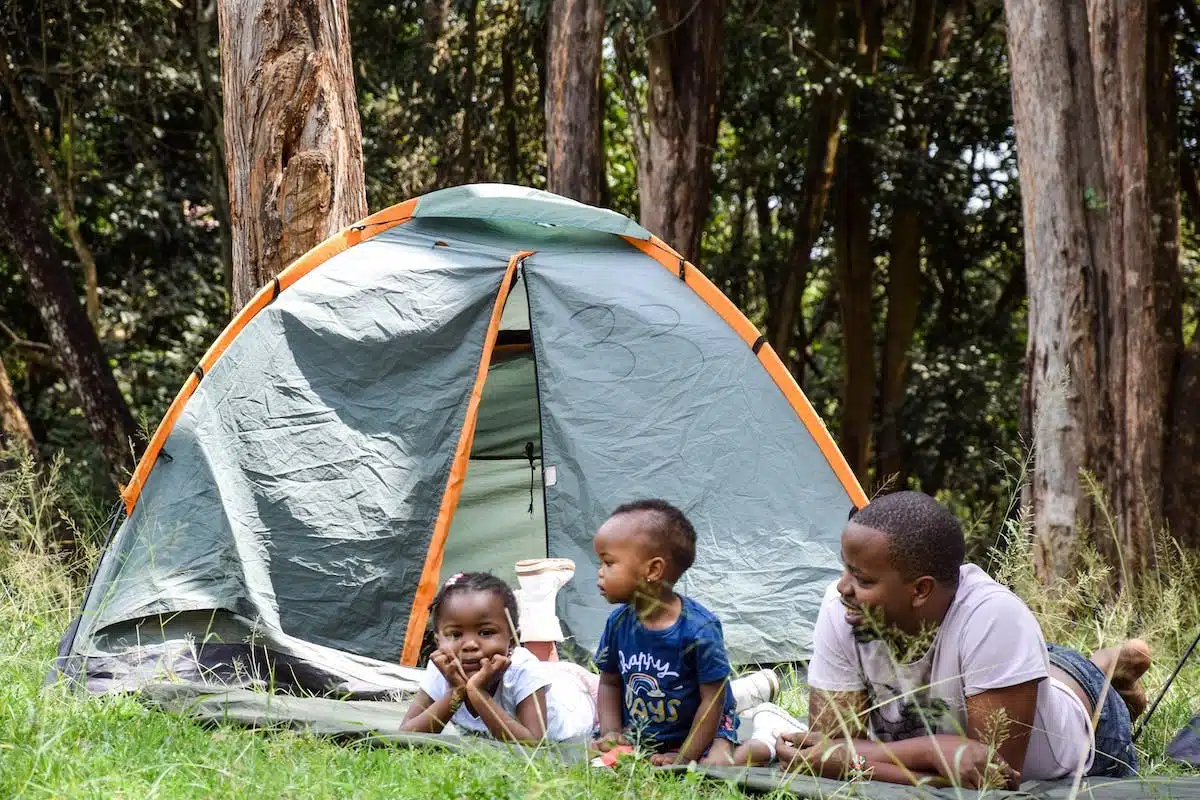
[545,0,604,205]
[1006,0,1181,580]
[218,0,368,310]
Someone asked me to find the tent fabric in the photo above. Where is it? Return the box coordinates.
[413,183,653,241]
[142,685,1200,800]
[1169,715,1200,765]
[79,242,509,666]
[526,251,853,661]
[57,184,864,698]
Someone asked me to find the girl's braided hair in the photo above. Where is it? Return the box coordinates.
[428,571,520,636]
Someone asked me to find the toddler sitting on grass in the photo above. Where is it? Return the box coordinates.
[590,499,739,765]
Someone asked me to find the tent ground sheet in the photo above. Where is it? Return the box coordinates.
[139,686,1200,799]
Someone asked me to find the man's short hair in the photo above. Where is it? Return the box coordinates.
[850,491,965,585]
[611,498,696,582]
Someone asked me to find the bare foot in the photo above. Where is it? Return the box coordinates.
[1090,639,1152,719]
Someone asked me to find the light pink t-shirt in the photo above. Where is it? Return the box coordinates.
[807,564,1093,780]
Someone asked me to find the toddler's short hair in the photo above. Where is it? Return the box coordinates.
[611,498,696,582]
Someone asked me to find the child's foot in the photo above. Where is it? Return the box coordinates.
[1090,639,1152,719]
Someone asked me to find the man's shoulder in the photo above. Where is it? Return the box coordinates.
[951,564,1035,617]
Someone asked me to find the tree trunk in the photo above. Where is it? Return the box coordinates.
[0,165,138,485]
[0,355,37,461]
[876,0,943,486]
[0,53,102,327]
[545,0,604,205]
[1006,0,1180,581]
[502,21,520,186]
[834,0,882,483]
[459,0,480,182]
[768,0,847,375]
[190,0,235,312]
[218,0,368,311]
[636,0,725,262]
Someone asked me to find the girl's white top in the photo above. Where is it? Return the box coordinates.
[419,645,595,741]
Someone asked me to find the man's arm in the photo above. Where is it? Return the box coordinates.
[964,679,1039,776]
[793,685,1026,789]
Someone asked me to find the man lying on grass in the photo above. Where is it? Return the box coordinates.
[735,491,1152,789]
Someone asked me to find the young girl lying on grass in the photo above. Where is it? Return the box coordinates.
[400,572,597,743]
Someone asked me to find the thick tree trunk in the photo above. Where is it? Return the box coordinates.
[0,355,37,461]
[834,0,882,483]
[0,166,138,485]
[218,0,368,311]
[1006,0,1180,581]
[636,0,725,262]
[545,0,604,205]
[768,0,846,375]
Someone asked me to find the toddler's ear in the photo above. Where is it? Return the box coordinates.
[645,555,667,583]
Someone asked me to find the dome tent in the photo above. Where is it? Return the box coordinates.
[55,184,866,698]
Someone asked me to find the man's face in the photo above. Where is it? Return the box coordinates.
[836,522,921,635]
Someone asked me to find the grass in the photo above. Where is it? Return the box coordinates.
[1,451,1198,798]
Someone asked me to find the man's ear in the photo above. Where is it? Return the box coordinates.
[645,555,667,583]
[910,576,937,607]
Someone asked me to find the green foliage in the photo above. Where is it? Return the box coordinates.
[0,0,1197,531]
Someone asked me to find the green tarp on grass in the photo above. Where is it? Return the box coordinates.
[141,685,1200,800]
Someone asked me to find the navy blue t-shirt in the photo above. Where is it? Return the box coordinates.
[594,596,737,750]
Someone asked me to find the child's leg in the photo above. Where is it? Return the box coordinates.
[544,660,601,740]
[514,558,576,661]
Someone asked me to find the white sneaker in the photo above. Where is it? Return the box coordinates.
[730,667,780,714]
[741,701,807,760]
[514,558,575,643]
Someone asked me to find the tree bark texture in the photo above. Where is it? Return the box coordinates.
[545,0,605,206]
[0,355,37,459]
[1006,0,1181,580]
[834,0,882,483]
[636,0,725,262]
[0,165,138,485]
[218,0,368,311]
[769,0,846,374]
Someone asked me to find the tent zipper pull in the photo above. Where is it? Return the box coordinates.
[525,441,536,516]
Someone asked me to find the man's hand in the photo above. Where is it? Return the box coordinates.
[467,653,510,691]
[778,732,853,775]
[431,649,468,689]
[928,737,1020,790]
